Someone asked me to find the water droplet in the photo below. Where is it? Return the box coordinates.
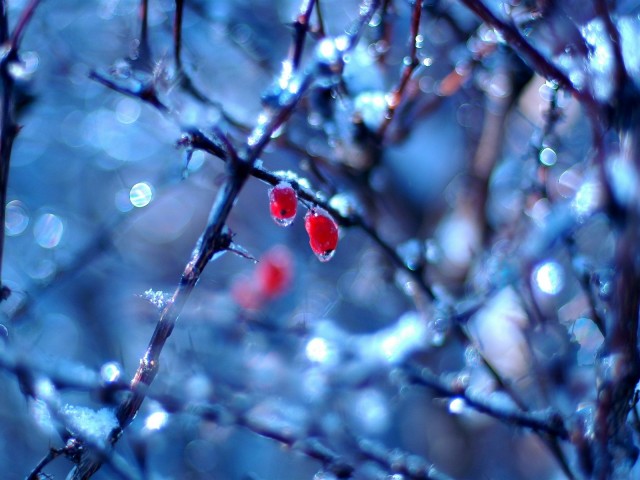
[533,261,564,295]
[5,200,29,236]
[314,249,335,262]
[33,213,64,248]
[100,362,122,383]
[129,182,153,208]
[539,147,557,166]
[273,216,294,227]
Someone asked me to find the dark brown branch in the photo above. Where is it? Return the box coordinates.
[378,0,422,138]
[289,0,317,71]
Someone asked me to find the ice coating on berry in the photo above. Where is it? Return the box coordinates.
[305,208,339,262]
[269,182,297,227]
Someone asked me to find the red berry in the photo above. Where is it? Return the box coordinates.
[304,207,339,262]
[256,246,293,298]
[269,182,297,226]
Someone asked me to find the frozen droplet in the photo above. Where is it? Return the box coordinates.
[129,182,153,208]
[144,410,169,431]
[314,249,335,262]
[33,213,64,249]
[100,362,122,383]
[533,261,564,295]
[273,216,294,227]
[397,239,422,271]
[539,147,557,167]
[5,200,29,236]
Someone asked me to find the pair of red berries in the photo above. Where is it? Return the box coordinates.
[269,182,339,262]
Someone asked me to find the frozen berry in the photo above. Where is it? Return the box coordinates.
[304,207,339,262]
[269,182,297,226]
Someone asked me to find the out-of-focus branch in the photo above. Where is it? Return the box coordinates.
[289,0,318,71]
[0,0,42,301]
[458,0,599,111]
[378,0,422,138]
[405,364,569,439]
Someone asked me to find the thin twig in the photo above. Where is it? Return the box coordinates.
[405,364,569,439]
[378,0,422,138]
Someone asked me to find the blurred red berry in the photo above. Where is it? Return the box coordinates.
[256,246,293,298]
[304,208,339,262]
[269,182,297,226]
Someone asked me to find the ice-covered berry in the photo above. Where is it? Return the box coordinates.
[269,182,297,226]
[304,207,339,262]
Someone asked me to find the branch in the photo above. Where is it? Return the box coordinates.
[0,0,42,301]
[378,0,422,138]
[458,0,599,110]
[405,364,569,439]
